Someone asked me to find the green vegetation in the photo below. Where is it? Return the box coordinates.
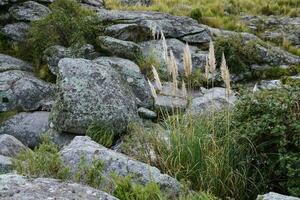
[86,122,117,148]
[0,109,19,124]
[13,136,71,180]
[252,65,300,80]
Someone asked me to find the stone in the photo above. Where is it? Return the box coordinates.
[96,36,142,61]
[97,9,211,45]
[0,173,119,200]
[43,128,75,149]
[0,155,12,174]
[2,22,30,42]
[50,58,138,134]
[0,134,28,157]
[0,70,55,112]
[0,54,32,72]
[81,0,104,8]
[0,112,50,148]
[138,107,157,119]
[93,57,154,108]
[60,136,181,195]
[255,80,282,91]
[188,87,237,115]
[9,1,51,21]
[117,0,152,6]
[257,192,300,200]
[43,44,99,76]
[139,38,207,73]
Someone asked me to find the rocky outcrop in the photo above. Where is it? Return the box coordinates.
[0,173,119,200]
[0,54,32,72]
[60,136,181,195]
[50,58,138,134]
[0,134,28,157]
[0,70,54,112]
[9,1,51,21]
[93,56,154,108]
[257,192,300,200]
[43,44,99,76]
[2,22,30,42]
[0,112,50,148]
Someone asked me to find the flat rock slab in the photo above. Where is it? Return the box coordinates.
[0,173,119,200]
[0,54,32,72]
[257,192,300,200]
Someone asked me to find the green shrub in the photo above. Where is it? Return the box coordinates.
[13,136,71,180]
[87,122,117,148]
[26,0,101,65]
[74,156,104,188]
[232,86,300,197]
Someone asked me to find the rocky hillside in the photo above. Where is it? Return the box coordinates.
[0,0,300,199]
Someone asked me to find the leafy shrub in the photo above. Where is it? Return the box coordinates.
[87,122,117,148]
[13,136,71,180]
[232,86,300,197]
[26,0,101,64]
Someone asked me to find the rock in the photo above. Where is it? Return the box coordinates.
[0,70,55,112]
[43,128,75,149]
[2,22,30,42]
[255,80,282,90]
[138,107,157,119]
[97,9,211,45]
[257,192,300,200]
[43,44,99,76]
[139,38,207,73]
[188,87,236,115]
[50,58,138,134]
[0,54,32,72]
[60,136,181,195]
[96,36,142,61]
[0,134,28,157]
[0,155,12,174]
[0,173,119,200]
[80,0,104,8]
[9,1,51,21]
[116,0,152,6]
[0,112,50,148]
[93,57,154,108]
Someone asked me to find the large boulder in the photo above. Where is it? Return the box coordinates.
[93,57,154,108]
[97,9,211,45]
[0,54,32,72]
[50,58,138,134]
[0,173,119,200]
[1,22,30,42]
[96,36,142,61]
[257,192,300,200]
[0,134,28,157]
[0,70,55,112]
[0,112,50,148]
[60,136,181,195]
[9,1,51,21]
[43,44,99,76]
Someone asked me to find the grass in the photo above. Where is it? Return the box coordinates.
[105,0,300,31]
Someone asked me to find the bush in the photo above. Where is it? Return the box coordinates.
[232,86,300,197]
[13,136,71,180]
[26,0,101,65]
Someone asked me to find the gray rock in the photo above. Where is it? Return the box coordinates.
[93,57,153,108]
[138,107,157,119]
[255,80,282,91]
[0,112,50,148]
[257,192,300,200]
[96,36,142,61]
[9,1,51,21]
[50,58,138,134]
[43,44,99,76]
[97,9,211,45]
[188,87,236,115]
[81,0,104,8]
[0,134,28,157]
[0,70,55,112]
[139,38,207,73]
[43,128,75,149]
[0,173,119,200]
[2,22,30,42]
[0,155,12,174]
[60,136,181,195]
[116,0,152,6]
[0,54,32,72]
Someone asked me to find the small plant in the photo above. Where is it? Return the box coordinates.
[13,136,71,180]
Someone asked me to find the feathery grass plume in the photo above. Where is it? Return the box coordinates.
[208,40,216,75]
[182,80,187,98]
[169,50,178,93]
[148,79,157,100]
[220,52,231,95]
[152,65,162,91]
[161,31,168,64]
[205,55,209,80]
[183,42,192,77]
